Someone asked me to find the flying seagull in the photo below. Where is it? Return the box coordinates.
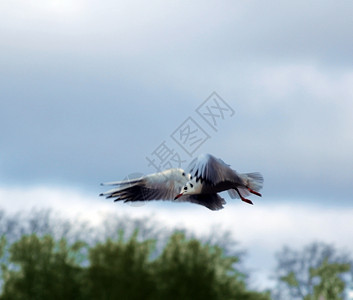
[100,153,263,210]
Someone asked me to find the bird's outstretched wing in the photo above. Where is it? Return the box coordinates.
[187,153,239,184]
[100,168,188,202]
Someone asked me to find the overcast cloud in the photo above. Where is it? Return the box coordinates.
[1,1,352,200]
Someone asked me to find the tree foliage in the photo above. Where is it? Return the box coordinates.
[86,230,156,300]
[0,234,86,300]
[153,232,269,300]
[274,242,351,300]
[0,210,270,300]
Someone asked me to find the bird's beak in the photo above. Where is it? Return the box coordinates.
[174,193,183,200]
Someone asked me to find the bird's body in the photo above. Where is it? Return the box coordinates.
[100,153,263,210]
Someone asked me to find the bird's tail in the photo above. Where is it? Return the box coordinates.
[227,172,263,200]
[240,172,263,193]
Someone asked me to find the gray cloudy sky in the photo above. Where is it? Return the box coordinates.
[1,0,352,202]
[1,0,353,289]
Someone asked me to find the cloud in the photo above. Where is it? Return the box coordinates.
[2,185,352,247]
[0,1,352,205]
[1,1,352,64]
[212,63,353,203]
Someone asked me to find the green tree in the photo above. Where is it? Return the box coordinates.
[0,234,85,300]
[309,257,350,300]
[0,210,270,300]
[154,232,270,300]
[274,242,351,300]
[85,230,156,300]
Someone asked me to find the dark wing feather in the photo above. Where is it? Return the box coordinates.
[187,153,238,185]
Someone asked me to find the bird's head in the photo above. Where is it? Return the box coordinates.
[174,179,199,199]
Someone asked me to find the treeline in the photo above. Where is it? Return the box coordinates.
[0,231,273,300]
[0,209,352,300]
[0,209,269,300]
